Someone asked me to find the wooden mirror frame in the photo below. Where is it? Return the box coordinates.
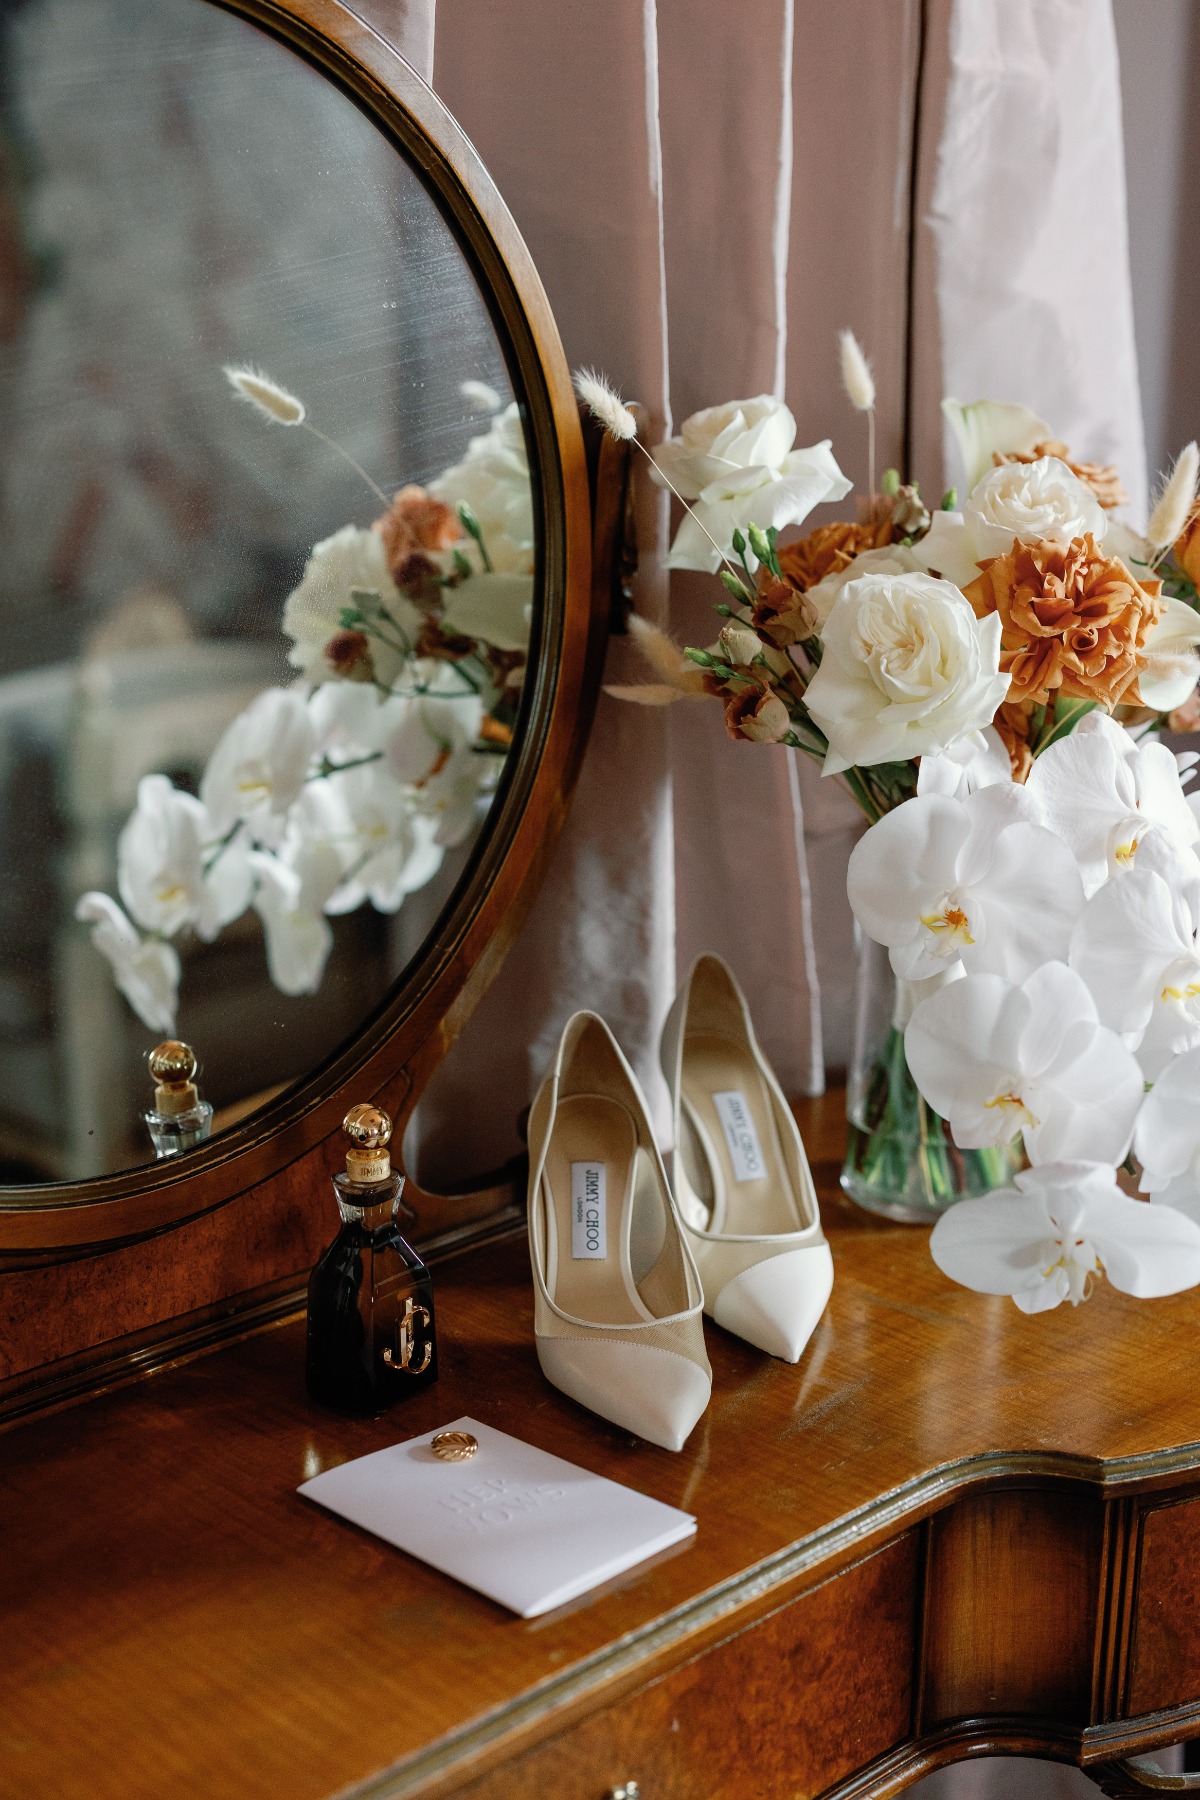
[0,0,600,1262]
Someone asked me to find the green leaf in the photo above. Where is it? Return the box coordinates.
[1033,696,1098,756]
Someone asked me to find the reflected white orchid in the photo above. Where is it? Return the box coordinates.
[847,788,1082,983]
[929,1162,1200,1313]
[1024,711,1200,895]
[904,961,1144,1165]
[117,773,252,943]
[117,774,207,938]
[74,893,181,1035]
[650,396,852,573]
[319,764,445,914]
[201,687,317,850]
[250,850,336,997]
[382,688,485,787]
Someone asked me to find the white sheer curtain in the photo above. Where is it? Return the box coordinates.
[355,0,1146,1215]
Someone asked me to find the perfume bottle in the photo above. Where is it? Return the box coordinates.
[144,1041,214,1158]
[305,1104,437,1415]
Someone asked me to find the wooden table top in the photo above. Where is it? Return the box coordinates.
[5,1092,1200,1800]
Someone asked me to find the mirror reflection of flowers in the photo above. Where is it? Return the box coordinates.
[579,351,1200,1312]
[76,368,533,1030]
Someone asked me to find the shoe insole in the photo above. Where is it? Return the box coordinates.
[680,1031,801,1238]
[541,1094,654,1326]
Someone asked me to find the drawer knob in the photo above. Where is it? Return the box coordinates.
[608,1787,640,1800]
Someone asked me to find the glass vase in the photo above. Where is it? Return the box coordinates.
[841,933,1023,1222]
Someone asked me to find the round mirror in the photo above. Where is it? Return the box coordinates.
[0,0,574,1201]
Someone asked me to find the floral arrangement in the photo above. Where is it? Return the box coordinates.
[577,352,1200,1311]
[76,370,533,1034]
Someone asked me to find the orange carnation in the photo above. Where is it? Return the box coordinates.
[375,484,460,584]
[993,698,1037,782]
[995,441,1128,511]
[964,534,1163,709]
[776,518,893,594]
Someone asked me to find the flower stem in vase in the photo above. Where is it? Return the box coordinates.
[842,940,1023,1221]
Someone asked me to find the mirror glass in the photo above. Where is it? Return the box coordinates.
[0,0,538,1182]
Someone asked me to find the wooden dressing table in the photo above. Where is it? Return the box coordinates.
[6,1093,1200,1800]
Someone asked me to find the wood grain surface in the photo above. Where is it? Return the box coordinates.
[4,1093,1200,1800]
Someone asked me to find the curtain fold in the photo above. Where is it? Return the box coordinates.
[376,0,1146,1186]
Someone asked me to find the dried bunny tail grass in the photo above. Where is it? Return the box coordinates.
[838,329,875,412]
[224,365,305,425]
[620,613,708,696]
[460,379,502,414]
[573,367,638,441]
[1148,441,1200,551]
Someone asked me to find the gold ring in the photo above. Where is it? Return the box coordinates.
[431,1430,478,1462]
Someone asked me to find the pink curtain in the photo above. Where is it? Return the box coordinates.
[357,0,1145,1210]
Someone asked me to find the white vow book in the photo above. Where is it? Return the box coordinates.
[298,1416,697,1618]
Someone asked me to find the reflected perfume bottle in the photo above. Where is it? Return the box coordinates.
[144,1041,214,1158]
[305,1104,437,1415]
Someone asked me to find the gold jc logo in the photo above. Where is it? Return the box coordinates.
[384,1295,432,1374]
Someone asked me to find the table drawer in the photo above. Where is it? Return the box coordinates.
[458,1533,918,1800]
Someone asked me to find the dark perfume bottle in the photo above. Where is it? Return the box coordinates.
[306,1103,437,1415]
[144,1041,214,1158]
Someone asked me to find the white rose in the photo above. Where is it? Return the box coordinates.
[806,543,926,627]
[803,570,1009,775]
[430,401,535,578]
[912,457,1108,589]
[282,525,420,688]
[651,394,851,573]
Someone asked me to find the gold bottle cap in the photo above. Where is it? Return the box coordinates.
[148,1041,200,1116]
[344,1103,392,1185]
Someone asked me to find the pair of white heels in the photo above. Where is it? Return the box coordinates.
[527,955,833,1452]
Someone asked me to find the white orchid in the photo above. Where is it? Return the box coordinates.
[1070,864,1200,1079]
[320,764,445,914]
[117,774,252,942]
[916,727,1012,801]
[201,688,317,850]
[904,961,1144,1165]
[942,397,1051,492]
[430,401,535,578]
[282,525,420,687]
[804,570,1009,775]
[117,775,208,938]
[382,688,485,787]
[848,788,1082,983]
[74,893,180,1034]
[650,396,851,573]
[249,804,345,997]
[913,458,1107,590]
[929,1162,1200,1313]
[1135,1045,1200,1199]
[1024,711,1200,895]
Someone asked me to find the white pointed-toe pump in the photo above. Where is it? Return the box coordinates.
[660,955,833,1363]
[527,1012,712,1452]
